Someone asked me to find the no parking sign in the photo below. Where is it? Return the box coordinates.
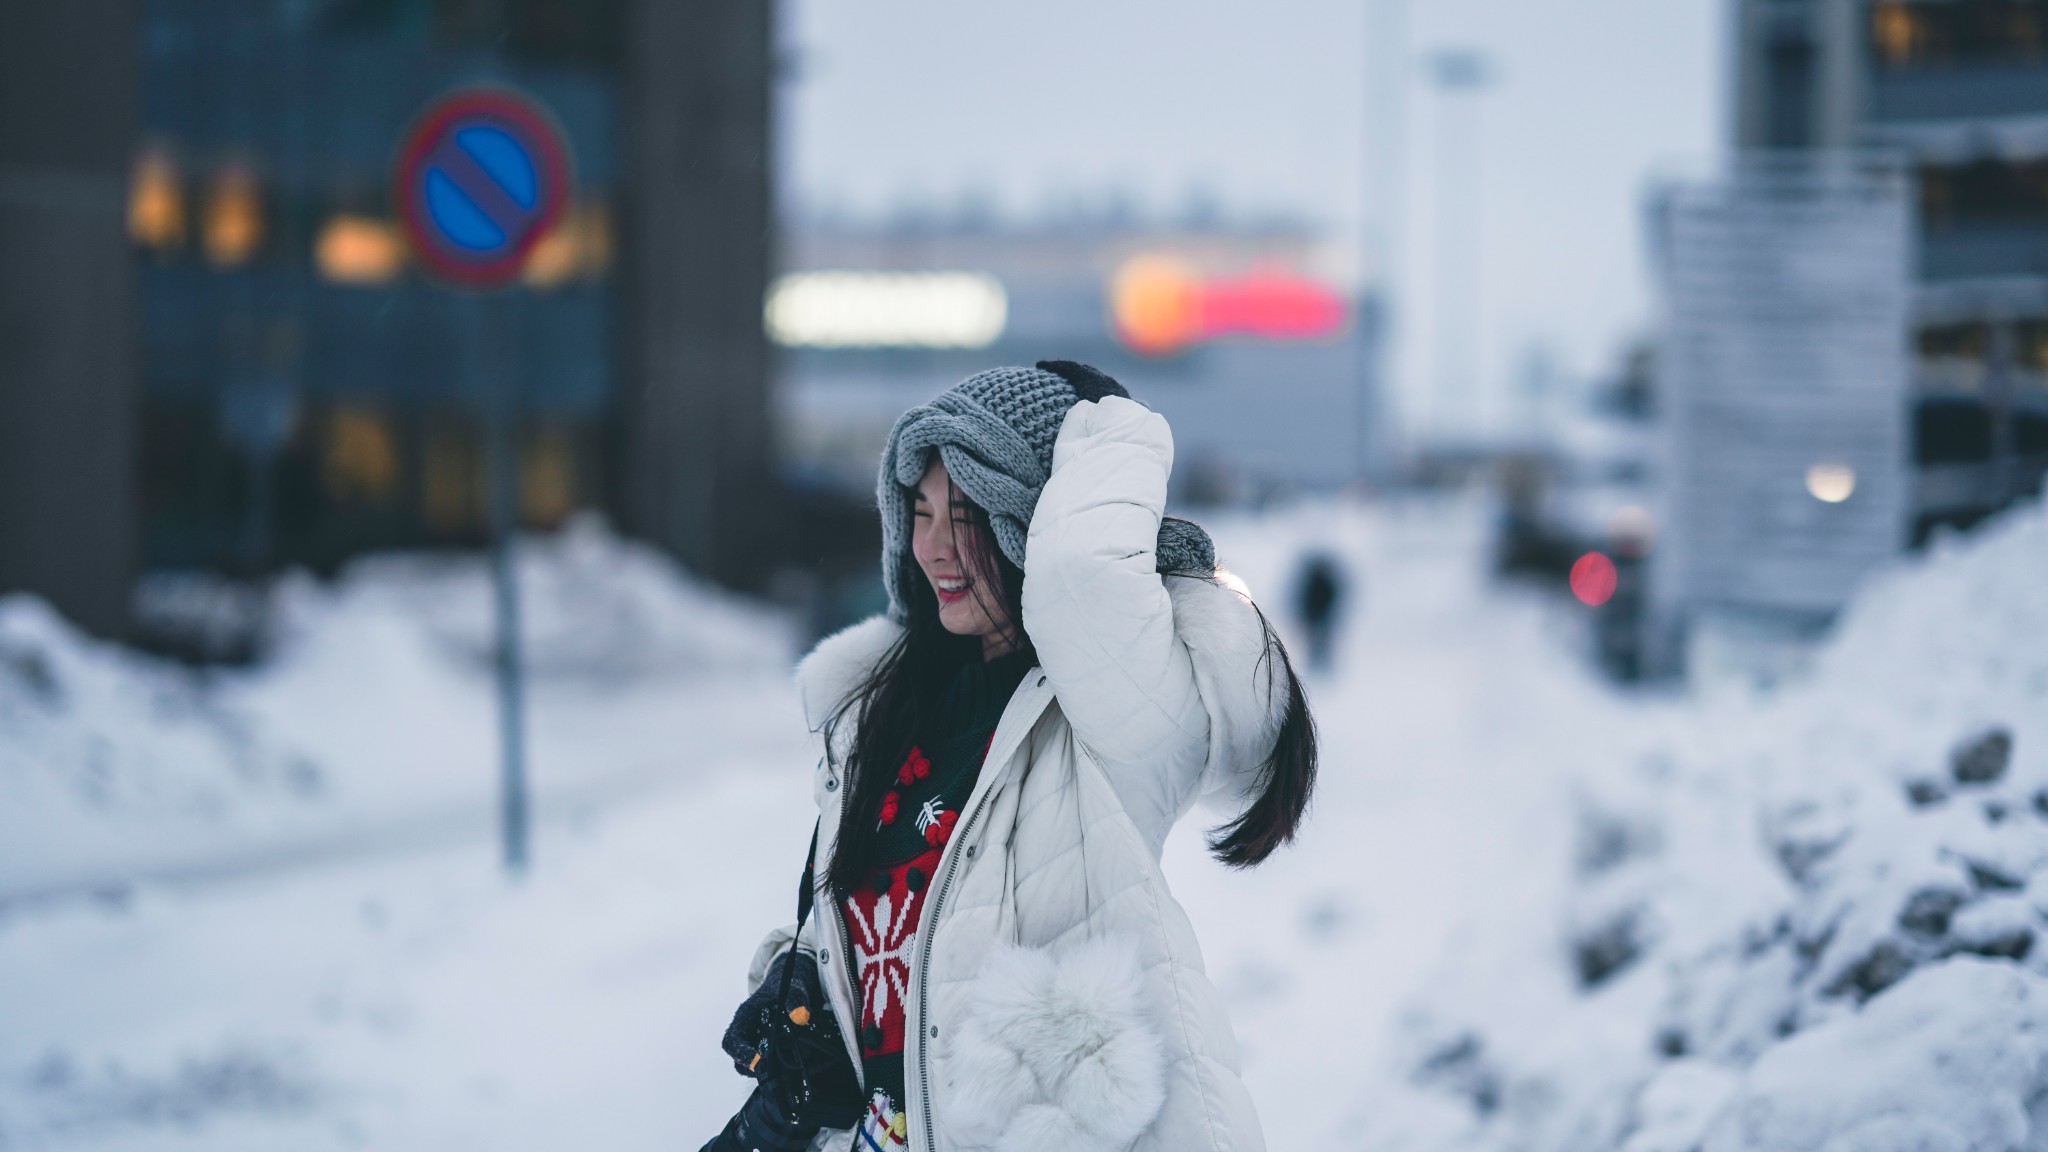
[391,87,573,877]
[393,88,572,288]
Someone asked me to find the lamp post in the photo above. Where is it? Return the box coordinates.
[1358,0,1407,484]
[1424,48,1492,447]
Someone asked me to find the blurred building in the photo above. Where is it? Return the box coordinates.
[775,218,1384,506]
[0,0,775,645]
[1737,0,2048,539]
[0,3,141,641]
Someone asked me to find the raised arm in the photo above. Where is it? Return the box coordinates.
[1021,396,1209,847]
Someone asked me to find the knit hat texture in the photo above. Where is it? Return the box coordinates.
[876,362,1216,621]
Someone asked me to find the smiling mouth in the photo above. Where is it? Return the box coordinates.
[933,576,972,604]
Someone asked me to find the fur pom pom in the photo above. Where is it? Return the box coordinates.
[946,935,1167,1152]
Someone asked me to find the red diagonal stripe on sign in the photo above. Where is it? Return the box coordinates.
[424,123,541,249]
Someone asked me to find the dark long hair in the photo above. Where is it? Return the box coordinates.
[1193,575,1318,868]
[824,480,1031,897]
[824,493,1317,894]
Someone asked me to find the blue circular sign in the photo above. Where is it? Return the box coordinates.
[394,89,570,287]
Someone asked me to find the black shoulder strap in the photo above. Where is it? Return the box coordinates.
[776,820,821,1012]
[796,820,819,929]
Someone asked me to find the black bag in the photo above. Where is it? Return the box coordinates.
[701,824,863,1152]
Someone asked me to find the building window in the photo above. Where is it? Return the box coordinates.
[521,427,579,526]
[129,147,186,252]
[201,163,266,268]
[322,0,620,68]
[1918,321,1991,391]
[2015,319,2048,378]
[2016,413,2048,454]
[1870,1,2048,71]
[1915,399,1995,465]
[1765,37,1814,148]
[322,407,402,505]
[316,216,407,285]
[1919,158,2048,229]
[422,422,487,534]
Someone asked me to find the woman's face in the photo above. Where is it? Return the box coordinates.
[911,457,1016,658]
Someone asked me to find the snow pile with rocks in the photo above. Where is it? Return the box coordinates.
[0,518,797,900]
[1391,500,2048,1152]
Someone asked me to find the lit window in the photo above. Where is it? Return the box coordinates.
[423,428,484,532]
[764,272,1007,348]
[522,201,613,289]
[128,148,184,250]
[521,430,578,526]
[1872,3,1921,66]
[203,164,264,267]
[323,408,401,504]
[317,216,407,285]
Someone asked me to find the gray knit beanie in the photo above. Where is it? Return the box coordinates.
[877,360,1216,621]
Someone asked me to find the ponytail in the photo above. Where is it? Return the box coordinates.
[1157,563,1319,869]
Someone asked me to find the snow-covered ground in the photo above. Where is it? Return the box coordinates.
[2,498,2045,1151]
[0,517,801,900]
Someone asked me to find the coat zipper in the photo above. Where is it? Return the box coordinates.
[909,675,1050,1151]
[827,882,862,1078]
[914,784,992,1152]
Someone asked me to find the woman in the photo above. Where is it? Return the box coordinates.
[718,361,1317,1152]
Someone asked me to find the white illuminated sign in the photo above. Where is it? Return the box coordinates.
[764,271,1008,349]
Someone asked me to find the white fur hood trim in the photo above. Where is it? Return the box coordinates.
[791,576,1289,792]
[793,614,901,734]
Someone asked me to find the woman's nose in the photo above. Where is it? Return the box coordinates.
[921,513,956,561]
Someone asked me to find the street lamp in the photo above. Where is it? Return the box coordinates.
[1424,48,1493,446]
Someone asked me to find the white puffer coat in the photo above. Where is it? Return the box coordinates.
[759,396,1288,1152]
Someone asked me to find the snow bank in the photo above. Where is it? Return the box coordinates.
[1390,499,2048,1151]
[0,597,321,895]
[1,518,797,900]
[264,514,794,685]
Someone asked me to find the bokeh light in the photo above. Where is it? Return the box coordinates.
[1570,551,1618,607]
[1805,463,1857,503]
[315,216,406,285]
[1110,254,1204,356]
[763,271,1007,348]
[202,164,264,267]
[127,148,185,250]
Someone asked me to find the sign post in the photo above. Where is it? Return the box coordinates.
[394,88,572,878]
[1648,154,1911,677]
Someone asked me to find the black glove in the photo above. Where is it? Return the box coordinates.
[704,950,863,1152]
[700,1082,838,1152]
[1036,359,1131,403]
[720,951,846,1082]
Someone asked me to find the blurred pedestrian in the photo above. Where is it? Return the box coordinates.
[707,361,1319,1152]
[1294,551,1348,673]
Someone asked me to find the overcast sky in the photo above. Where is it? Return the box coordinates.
[780,0,1728,441]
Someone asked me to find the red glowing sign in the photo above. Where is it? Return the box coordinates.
[1570,552,1618,607]
[1110,255,1348,356]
